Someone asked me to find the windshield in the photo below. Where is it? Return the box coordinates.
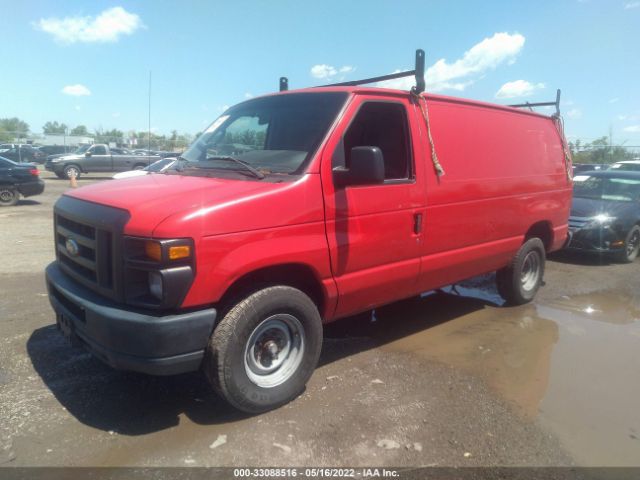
[145,158,174,172]
[180,92,347,177]
[73,145,90,154]
[573,175,640,202]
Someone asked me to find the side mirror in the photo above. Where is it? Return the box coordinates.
[333,146,385,187]
[85,152,91,157]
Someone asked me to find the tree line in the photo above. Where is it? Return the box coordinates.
[569,136,637,164]
[0,117,194,151]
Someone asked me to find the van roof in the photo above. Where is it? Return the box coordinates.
[258,86,554,119]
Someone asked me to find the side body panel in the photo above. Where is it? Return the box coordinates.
[416,96,572,292]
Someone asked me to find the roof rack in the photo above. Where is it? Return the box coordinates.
[279,49,426,94]
[509,89,561,117]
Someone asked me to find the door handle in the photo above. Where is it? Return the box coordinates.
[413,213,423,234]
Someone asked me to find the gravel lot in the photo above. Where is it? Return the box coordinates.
[1,170,639,467]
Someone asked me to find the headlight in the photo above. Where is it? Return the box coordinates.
[590,214,616,226]
[148,271,163,300]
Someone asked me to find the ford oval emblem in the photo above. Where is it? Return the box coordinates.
[65,238,79,257]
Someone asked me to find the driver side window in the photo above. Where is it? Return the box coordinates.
[91,146,107,155]
[343,102,412,180]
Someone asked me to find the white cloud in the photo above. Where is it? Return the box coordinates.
[310,64,338,79]
[112,112,121,118]
[379,32,526,92]
[624,1,640,9]
[244,92,253,99]
[566,108,582,119]
[34,7,143,44]
[74,105,81,111]
[495,80,545,99]
[623,125,640,133]
[62,84,91,96]
[609,97,620,104]
[310,64,354,80]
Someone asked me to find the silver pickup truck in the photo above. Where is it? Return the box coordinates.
[45,144,160,179]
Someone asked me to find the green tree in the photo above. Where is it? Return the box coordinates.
[70,125,89,136]
[0,117,30,141]
[43,121,68,134]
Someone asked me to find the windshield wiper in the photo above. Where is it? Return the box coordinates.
[203,156,265,179]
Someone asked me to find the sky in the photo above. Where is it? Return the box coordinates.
[0,0,639,145]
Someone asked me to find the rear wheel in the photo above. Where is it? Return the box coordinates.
[496,237,546,305]
[0,186,18,206]
[133,163,146,170]
[203,286,323,413]
[616,226,640,263]
[63,164,81,180]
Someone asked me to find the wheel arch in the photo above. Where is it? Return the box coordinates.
[216,263,327,318]
[525,221,554,252]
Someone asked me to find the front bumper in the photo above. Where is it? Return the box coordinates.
[566,226,625,253]
[45,262,217,375]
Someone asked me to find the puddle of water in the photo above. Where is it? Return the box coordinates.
[369,288,640,465]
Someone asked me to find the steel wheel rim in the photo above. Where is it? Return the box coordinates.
[627,230,640,258]
[244,314,305,388]
[521,251,540,292]
[66,167,78,178]
[0,189,14,202]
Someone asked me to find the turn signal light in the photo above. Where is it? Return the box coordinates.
[144,241,162,261]
[168,245,191,260]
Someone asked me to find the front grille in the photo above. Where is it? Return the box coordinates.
[56,214,114,293]
[568,216,591,230]
[53,196,129,302]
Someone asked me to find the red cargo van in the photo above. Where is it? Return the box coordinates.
[46,50,572,412]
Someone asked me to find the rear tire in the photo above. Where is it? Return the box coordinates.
[616,226,640,263]
[203,286,323,414]
[0,186,18,206]
[133,163,146,170]
[496,237,546,305]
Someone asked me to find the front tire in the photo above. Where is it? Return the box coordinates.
[63,164,81,180]
[0,186,18,206]
[616,226,640,263]
[203,286,323,413]
[496,237,546,305]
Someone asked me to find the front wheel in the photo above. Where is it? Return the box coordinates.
[63,164,81,180]
[203,286,323,413]
[496,237,546,305]
[0,186,18,206]
[616,226,640,263]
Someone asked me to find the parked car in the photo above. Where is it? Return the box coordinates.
[45,144,160,179]
[44,53,572,413]
[0,144,41,163]
[0,155,45,206]
[572,163,608,174]
[113,157,179,179]
[567,170,640,262]
[608,160,640,172]
[37,145,76,161]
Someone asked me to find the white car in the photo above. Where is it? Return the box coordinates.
[112,158,178,179]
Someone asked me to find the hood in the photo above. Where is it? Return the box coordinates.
[64,173,323,237]
[53,154,83,162]
[571,196,638,219]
